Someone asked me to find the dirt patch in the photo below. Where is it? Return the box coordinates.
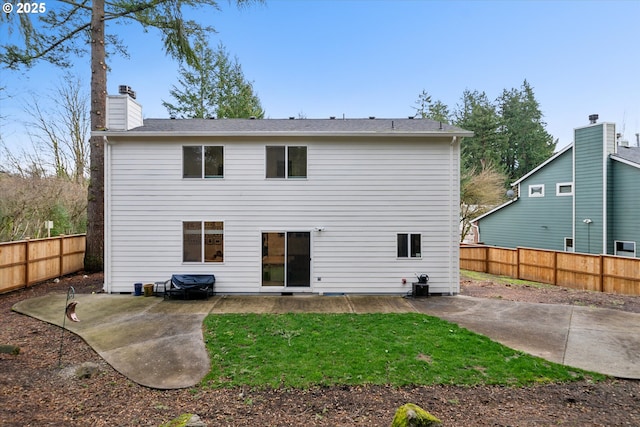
[1,272,639,426]
[459,275,640,314]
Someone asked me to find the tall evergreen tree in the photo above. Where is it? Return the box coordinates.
[214,44,264,119]
[163,39,264,119]
[497,80,556,180]
[1,0,262,270]
[453,89,506,174]
[412,90,450,123]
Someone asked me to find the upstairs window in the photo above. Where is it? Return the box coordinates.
[556,182,573,196]
[528,184,545,198]
[266,146,307,178]
[397,233,421,258]
[183,221,224,263]
[183,146,224,178]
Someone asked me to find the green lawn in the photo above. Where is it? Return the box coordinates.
[201,313,604,389]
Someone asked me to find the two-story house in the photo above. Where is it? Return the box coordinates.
[98,91,473,295]
[473,116,640,258]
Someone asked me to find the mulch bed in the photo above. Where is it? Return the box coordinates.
[1,272,639,426]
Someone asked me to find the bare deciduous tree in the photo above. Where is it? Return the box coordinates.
[0,173,87,241]
[23,75,90,183]
[460,165,507,242]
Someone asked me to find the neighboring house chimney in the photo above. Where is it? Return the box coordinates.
[106,86,143,130]
[574,117,616,255]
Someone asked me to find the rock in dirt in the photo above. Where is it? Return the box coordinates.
[391,403,441,426]
[160,413,206,427]
[0,344,20,355]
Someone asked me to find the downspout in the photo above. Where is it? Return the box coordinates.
[601,124,608,254]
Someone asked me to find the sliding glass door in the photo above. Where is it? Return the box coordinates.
[262,232,310,287]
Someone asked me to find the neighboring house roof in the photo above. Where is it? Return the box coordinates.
[97,118,473,138]
[611,145,640,168]
[471,198,517,223]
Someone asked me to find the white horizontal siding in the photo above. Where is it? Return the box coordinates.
[106,95,143,130]
[106,137,460,294]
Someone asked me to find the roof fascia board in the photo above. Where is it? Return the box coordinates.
[470,198,518,223]
[611,154,640,169]
[95,130,474,139]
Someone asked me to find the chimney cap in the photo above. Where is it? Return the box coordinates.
[118,85,136,99]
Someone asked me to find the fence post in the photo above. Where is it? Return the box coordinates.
[553,251,557,286]
[24,239,30,287]
[599,255,604,292]
[516,247,521,280]
[59,236,64,277]
[484,246,489,273]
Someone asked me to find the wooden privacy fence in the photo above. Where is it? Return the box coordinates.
[460,245,640,296]
[0,235,86,294]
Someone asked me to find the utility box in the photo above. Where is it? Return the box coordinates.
[412,274,430,297]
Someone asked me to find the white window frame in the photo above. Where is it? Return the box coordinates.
[397,233,422,259]
[556,182,573,196]
[182,145,224,179]
[614,240,636,258]
[265,145,307,179]
[564,237,574,252]
[528,184,545,198]
[182,221,225,263]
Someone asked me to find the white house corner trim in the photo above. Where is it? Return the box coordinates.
[104,137,112,294]
[601,124,608,255]
[449,136,458,295]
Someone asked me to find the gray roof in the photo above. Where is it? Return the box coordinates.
[104,118,473,137]
[612,145,640,166]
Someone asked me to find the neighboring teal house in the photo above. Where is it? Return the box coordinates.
[473,117,640,258]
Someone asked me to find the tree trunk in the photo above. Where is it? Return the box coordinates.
[85,0,106,272]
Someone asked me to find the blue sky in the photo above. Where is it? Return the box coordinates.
[1,0,639,153]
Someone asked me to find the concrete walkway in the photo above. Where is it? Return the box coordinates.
[12,294,640,389]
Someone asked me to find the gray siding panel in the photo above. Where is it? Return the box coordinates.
[574,125,606,254]
[478,149,573,250]
[611,160,640,257]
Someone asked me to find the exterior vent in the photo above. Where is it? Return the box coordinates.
[289,117,295,120]
[368,116,375,120]
[589,114,598,124]
[329,116,336,120]
[408,116,414,119]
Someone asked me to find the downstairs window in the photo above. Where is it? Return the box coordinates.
[183,221,224,263]
[397,233,421,258]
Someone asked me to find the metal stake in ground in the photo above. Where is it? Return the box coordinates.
[58,286,80,367]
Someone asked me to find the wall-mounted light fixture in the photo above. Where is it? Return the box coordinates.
[583,218,592,224]
[313,227,325,232]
